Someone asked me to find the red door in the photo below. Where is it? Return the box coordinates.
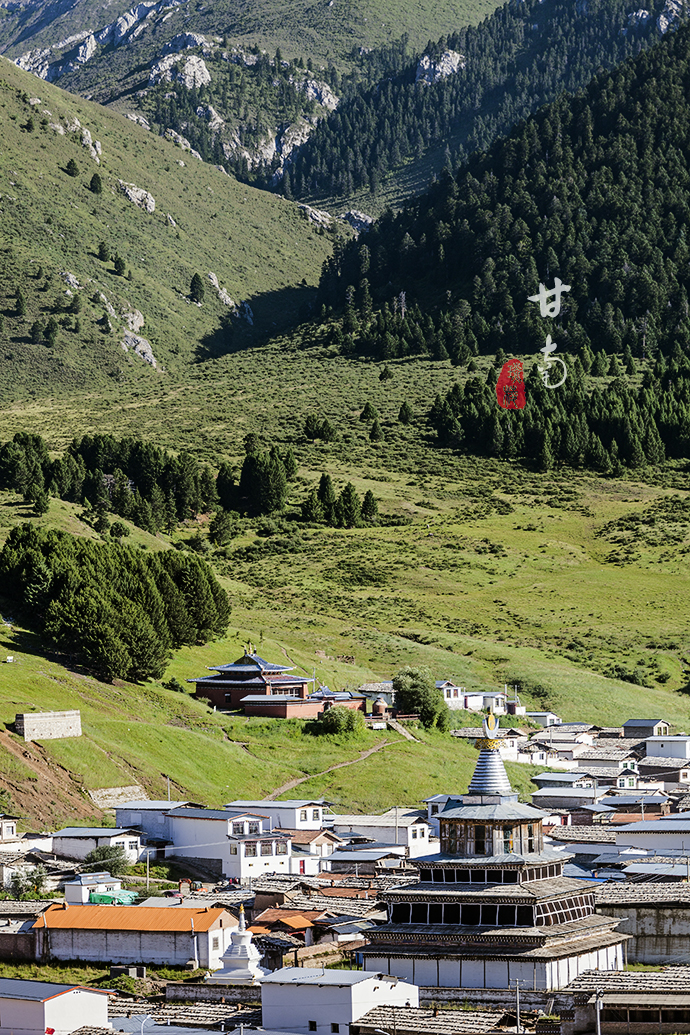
[299,860,305,874]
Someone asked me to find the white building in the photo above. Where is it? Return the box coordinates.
[115,799,189,841]
[329,810,436,859]
[526,712,561,726]
[615,815,690,854]
[63,871,124,904]
[226,800,328,830]
[261,968,419,1035]
[645,736,690,759]
[164,807,292,881]
[0,978,109,1035]
[33,903,237,968]
[51,827,143,863]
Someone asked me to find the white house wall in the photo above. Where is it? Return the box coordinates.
[261,976,418,1035]
[0,989,108,1035]
[35,926,232,968]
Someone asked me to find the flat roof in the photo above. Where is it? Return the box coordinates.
[226,800,326,809]
[118,801,188,810]
[261,967,393,985]
[52,828,139,838]
[0,977,108,1001]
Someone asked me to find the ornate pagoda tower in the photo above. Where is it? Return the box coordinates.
[361,715,628,990]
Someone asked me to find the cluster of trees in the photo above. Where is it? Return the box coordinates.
[283,0,658,199]
[0,432,218,534]
[301,473,377,527]
[318,26,690,381]
[430,360,676,470]
[392,667,450,730]
[304,414,337,442]
[144,51,338,183]
[0,524,230,682]
[320,706,366,736]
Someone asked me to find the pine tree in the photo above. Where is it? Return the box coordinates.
[379,365,394,381]
[113,254,126,277]
[320,419,337,442]
[65,158,79,177]
[361,490,378,522]
[336,483,362,528]
[360,402,378,421]
[190,272,205,303]
[283,448,298,480]
[317,473,336,524]
[301,488,324,522]
[304,414,322,440]
[370,419,384,442]
[97,242,109,261]
[89,173,103,194]
[209,508,235,545]
[16,289,26,318]
[398,401,413,424]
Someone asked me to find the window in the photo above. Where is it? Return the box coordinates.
[627,778,635,787]
[233,823,245,836]
[212,936,219,950]
[245,843,257,857]
[248,822,260,835]
[412,828,418,839]
[503,827,513,854]
[331,1024,339,1032]
[309,1023,317,1032]
[430,804,439,815]
[453,688,459,697]
[260,840,273,856]
[312,809,320,821]
[128,841,138,851]
[446,689,451,698]
[420,827,426,838]
[229,844,238,855]
[527,824,535,854]
[276,841,288,855]
[300,810,308,821]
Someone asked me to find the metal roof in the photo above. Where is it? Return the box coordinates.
[533,772,590,783]
[261,967,396,986]
[0,978,108,1001]
[441,802,545,820]
[623,719,668,727]
[467,747,513,796]
[532,789,598,798]
[616,818,690,832]
[212,653,293,673]
[227,800,326,809]
[117,801,188,810]
[52,828,139,838]
[34,904,233,932]
[166,808,263,821]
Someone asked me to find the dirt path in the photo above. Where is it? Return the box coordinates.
[264,740,393,800]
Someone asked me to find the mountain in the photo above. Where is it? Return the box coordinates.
[0,56,333,402]
[315,20,690,471]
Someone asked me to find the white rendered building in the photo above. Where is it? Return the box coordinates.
[261,968,419,1035]
[0,978,109,1035]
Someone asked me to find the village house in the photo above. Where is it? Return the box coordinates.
[115,800,191,843]
[594,882,690,965]
[525,711,561,726]
[0,977,109,1035]
[187,652,314,711]
[328,810,436,859]
[260,967,419,1035]
[63,872,137,905]
[624,718,670,738]
[558,966,690,1035]
[33,903,237,968]
[51,827,143,863]
[637,753,690,790]
[227,800,330,830]
[284,829,343,876]
[163,807,292,881]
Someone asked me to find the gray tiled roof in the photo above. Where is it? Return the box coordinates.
[596,882,690,906]
[384,876,592,902]
[564,967,690,994]
[354,1006,505,1034]
[546,826,617,843]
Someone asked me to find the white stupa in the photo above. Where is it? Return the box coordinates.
[205,904,268,985]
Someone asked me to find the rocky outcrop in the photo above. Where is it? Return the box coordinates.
[119,180,156,213]
[341,210,374,233]
[60,271,81,289]
[291,76,339,111]
[196,104,224,131]
[122,330,157,367]
[126,113,151,130]
[163,32,208,54]
[122,309,145,332]
[208,272,236,307]
[298,204,332,228]
[98,292,117,318]
[164,128,202,160]
[657,0,685,32]
[81,128,101,163]
[416,50,466,84]
[150,54,211,88]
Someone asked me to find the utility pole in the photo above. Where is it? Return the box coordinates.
[510,979,525,1033]
[146,849,150,891]
[595,987,603,1035]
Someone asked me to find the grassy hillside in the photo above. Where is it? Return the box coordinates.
[0,57,334,401]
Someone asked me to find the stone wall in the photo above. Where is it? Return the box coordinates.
[14,711,81,742]
[596,903,690,964]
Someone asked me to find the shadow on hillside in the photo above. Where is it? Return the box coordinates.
[1,627,90,680]
[195,283,317,360]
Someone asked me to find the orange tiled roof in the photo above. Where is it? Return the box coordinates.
[33,904,235,933]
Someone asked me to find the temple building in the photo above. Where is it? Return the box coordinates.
[188,651,314,710]
[361,716,628,990]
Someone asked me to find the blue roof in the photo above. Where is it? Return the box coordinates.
[0,978,107,1001]
[211,653,293,674]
